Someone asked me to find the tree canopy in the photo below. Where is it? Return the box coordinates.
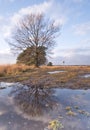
[17,46,47,66]
[9,13,60,67]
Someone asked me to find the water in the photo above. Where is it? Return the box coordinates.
[48,70,65,74]
[81,74,90,78]
[0,82,90,130]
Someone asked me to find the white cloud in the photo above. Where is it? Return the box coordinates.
[0,53,16,64]
[1,0,67,39]
[81,39,90,45]
[65,54,90,65]
[52,47,77,58]
[11,1,52,24]
[0,48,16,64]
[11,0,67,26]
[1,1,50,38]
[52,46,90,58]
[0,16,12,39]
[0,16,3,21]
[2,25,11,38]
[0,48,11,54]
[50,49,90,65]
[0,16,6,26]
[73,22,90,35]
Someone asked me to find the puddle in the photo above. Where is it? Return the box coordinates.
[48,70,66,74]
[0,82,90,130]
[81,74,90,78]
[0,82,14,89]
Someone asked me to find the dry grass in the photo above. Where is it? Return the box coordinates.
[0,64,34,76]
[0,65,90,89]
[0,64,90,76]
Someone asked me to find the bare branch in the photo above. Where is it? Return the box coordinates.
[8,13,61,67]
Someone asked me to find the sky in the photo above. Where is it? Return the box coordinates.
[0,0,90,65]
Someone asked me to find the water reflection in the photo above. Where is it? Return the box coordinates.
[10,82,57,117]
[0,82,90,130]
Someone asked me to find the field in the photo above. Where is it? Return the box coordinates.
[0,64,90,89]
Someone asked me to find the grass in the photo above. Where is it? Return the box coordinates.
[0,64,90,89]
[66,110,77,116]
[48,119,64,130]
[0,64,34,76]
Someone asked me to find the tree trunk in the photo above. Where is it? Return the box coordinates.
[35,49,39,67]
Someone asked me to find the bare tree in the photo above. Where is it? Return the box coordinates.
[9,14,60,67]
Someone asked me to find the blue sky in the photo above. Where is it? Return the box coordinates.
[0,0,90,65]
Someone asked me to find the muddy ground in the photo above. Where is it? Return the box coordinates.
[0,65,90,89]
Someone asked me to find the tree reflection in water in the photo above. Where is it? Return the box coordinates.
[11,80,57,117]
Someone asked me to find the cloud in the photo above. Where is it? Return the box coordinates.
[73,22,90,35]
[53,46,90,57]
[11,1,52,24]
[1,0,68,39]
[0,53,16,64]
[0,16,6,26]
[11,0,67,25]
[1,1,49,38]
[0,16,12,39]
[1,24,14,38]
[80,39,90,44]
[65,54,90,65]
[50,46,90,65]
[0,49,16,64]
[50,54,90,65]
[0,48,11,55]
[64,48,90,57]
[0,16,3,21]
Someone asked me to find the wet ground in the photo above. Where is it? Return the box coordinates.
[48,70,66,74]
[0,82,90,130]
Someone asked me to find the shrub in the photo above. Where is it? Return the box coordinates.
[47,62,53,66]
